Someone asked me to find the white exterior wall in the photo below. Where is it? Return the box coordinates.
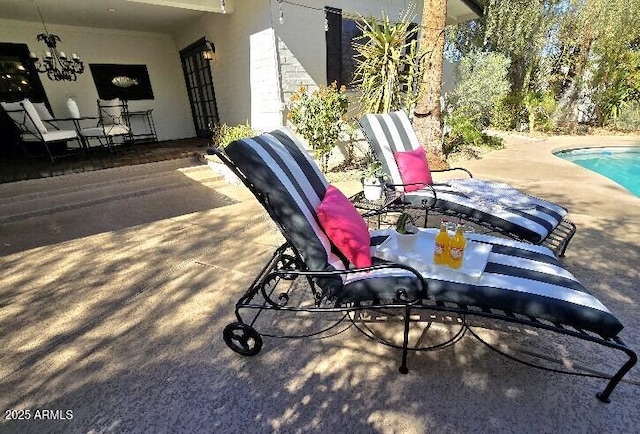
[249,28,282,131]
[176,0,467,133]
[273,0,424,101]
[0,18,194,141]
[0,0,470,141]
[174,0,432,130]
[174,1,272,128]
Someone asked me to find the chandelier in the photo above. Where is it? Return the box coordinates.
[29,3,84,81]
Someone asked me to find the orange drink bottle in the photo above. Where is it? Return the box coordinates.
[448,222,466,269]
[433,219,450,265]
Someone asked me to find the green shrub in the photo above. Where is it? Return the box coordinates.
[443,110,505,158]
[287,82,348,171]
[449,51,511,128]
[212,122,256,148]
[491,94,520,130]
[523,90,557,133]
[610,100,640,131]
[595,50,640,124]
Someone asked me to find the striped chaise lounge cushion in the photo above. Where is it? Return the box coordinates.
[359,111,568,244]
[344,229,623,338]
[225,128,348,292]
[224,128,622,339]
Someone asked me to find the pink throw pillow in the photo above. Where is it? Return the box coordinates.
[317,185,372,268]
[394,147,433,192]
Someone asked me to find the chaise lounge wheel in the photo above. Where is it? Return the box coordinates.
[223,322,263,356]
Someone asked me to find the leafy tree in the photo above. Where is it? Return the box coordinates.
[583,0,640,124]
[596,50,640,123]
[448,51,511,127]
[448,0,640,129]
[448,0,562,97]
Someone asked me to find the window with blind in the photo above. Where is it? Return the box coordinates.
[325,7,363,89]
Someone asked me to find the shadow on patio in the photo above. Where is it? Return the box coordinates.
[0,137,210,184]
[0,133,639,433]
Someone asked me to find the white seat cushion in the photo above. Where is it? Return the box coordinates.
[80,127,103,137]
[104,124,130,136]
[32,102,54,121]
[23,129,77,143]
[21,99,49,134]
[81,124,130,137]
[100,98,123,121]
[1,100,48,136]
[66,98,80,118]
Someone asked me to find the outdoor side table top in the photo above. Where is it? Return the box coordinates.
[349,190,405,220]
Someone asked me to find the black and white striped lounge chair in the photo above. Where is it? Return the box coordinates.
[211,127,635,403]
[358,111,576,255]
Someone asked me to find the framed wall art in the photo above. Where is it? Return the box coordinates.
[89,64,154,100]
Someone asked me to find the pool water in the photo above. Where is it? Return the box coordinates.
[554,147,640,197]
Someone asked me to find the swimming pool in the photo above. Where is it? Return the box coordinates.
[554,147,640,197]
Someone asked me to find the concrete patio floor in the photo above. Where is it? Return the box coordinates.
[0,133,638,433]
[0,138,209,184]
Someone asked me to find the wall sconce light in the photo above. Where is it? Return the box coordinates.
[202,40,216,61]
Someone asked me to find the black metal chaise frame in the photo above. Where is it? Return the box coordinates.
[210,131,636,404]
[357,111,577,256]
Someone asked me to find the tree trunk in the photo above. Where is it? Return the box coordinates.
[413,0,448,152]
[554,25,594,129]
[509,55,527,97]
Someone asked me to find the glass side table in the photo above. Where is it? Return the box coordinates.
[348,190,405,229]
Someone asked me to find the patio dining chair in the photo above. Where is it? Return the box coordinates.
[32,101,55,123]
[358,111,576,256]
[1,99,84,163]
[210,127,635,403]
[79,98,132,153]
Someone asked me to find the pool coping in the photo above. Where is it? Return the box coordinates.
[551,144,639,197]
[551,144,640,155]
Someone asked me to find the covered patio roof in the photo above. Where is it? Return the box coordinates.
[0,0,227,34]
[0,0,481,34]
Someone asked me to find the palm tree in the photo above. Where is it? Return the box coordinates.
[413,0,448,152]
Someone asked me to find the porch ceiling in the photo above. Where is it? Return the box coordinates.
[0,0,227,34]
[0,1,481,35]
[447,0,483,25]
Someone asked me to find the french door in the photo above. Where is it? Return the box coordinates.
[180,38,219,138]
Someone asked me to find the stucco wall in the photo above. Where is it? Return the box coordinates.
[173,0,432,130]
[0,18,194,141]
[1,1,470,143]
[273,0,425,89]
[174,1,272,128]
